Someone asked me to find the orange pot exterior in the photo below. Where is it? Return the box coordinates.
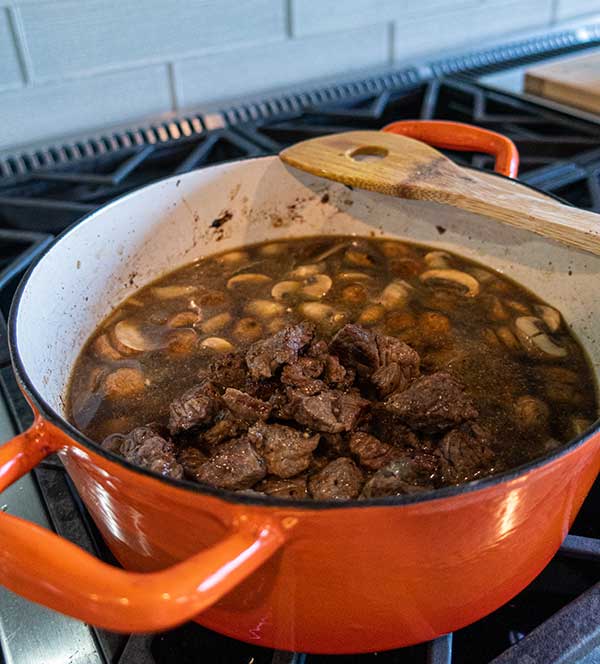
[1,412,598,654]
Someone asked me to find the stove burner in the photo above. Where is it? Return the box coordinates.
[0,68,598,664]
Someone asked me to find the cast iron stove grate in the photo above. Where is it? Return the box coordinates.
[0,76,598,664]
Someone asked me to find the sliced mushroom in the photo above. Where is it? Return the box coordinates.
[227,273,272,291]
[151,285,197,300]
[482,328,501,347]
[310,242,349,263]
[385,310,416,333]
[126,297,144,307]
[259,242,288,256]
[167,311,202,328]
[358,304,385,326]
[299,302,345,329]
[424,251,452,269]
[201,312,232,334]
[167,329,198,356]
[344,247,375,268]
[486,295,509,321]
[420,269,479,297]
[506,300,530,315]
[201,337,234,353]
[570,416,592,438]
[301,274,332,300]
[233,318,263,343]
[218,250,249,266]
[271,280,301,300]
[514,316,567,358]
[535,304,561,333]
[337,271,373,281]
[496,326,520,351]
[468,267,494,283]
[245,299,285,319]
[112,319,161,353]
[377,279,412,310]
[104,367,146,399]
[380,241,414,258]
[289,264,324,279]
[514,396,550,433]
[341,284,368,305]
[419,311,451,346]
[92,333,122,361]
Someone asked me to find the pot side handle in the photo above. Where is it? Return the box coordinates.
[0,417,285,633]
[382,120,520,178]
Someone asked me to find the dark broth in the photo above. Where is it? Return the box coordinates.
[67,236,598,494]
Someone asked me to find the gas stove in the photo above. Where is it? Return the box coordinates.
[0,28,599,664]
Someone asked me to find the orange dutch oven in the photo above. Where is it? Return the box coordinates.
[1,121,598,654]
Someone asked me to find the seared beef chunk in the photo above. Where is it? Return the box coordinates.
[320,432,349,458]
[203,352,248,388]
[323,355,355,389]
[438,423,495,484]
[248,422,319,478]
[361,454,437,497]
[201,414,247,448]
[349,431,397,470]
[116,426,183,479]
[308,458,364,500]
[329,324,379,378]
[281,357,325,395]
[178,447,207,481]
[383,372,477,432]
[222,388,272,422]
[287,388,369,433]
[330,324,419,394]
[258,476,309,499]
[169,381,221,434]
[196,438,266,490]
[246,322,314,379]
[369,406,419,448]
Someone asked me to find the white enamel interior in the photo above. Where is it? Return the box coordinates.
[13,156,600,417]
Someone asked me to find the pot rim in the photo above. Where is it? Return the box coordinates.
[8,155,600,511]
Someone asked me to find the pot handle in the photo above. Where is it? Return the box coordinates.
[382,120,520,178]
[0,417,285,633]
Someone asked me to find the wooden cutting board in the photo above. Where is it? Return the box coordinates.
[525,50,600,114]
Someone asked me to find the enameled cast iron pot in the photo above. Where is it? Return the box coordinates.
[1,122,599,654]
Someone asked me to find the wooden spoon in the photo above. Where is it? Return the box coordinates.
[279,130,600,256]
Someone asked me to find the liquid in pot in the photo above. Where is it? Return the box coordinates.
[67,236,598,500]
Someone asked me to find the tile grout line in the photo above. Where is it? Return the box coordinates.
[285,0,293,38]
[166,62,180,111]
[6,4,34,86]
[388,20,395,63]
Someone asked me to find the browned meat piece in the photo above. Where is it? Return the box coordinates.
[287,388,369,433]
[281,357,325,395]
[222,387,272,422]
[329,324,379,378]
[307,339,328,358]
[196,438,266,490]
[246,322,315,379]
[349,431,398,470]
[383,372,477,432]
[248,422,319,478]
[258,476,309,499]
[168,381,221,434]
[117,426,183,479]
[361,454,437,497]
[320,432,349,458]
[329,324,419,393]
[323,355,355,388]
[101,433,125,454]
[201,414,247,448]
[178,447,208,481]
[371,363,409,398]
[202,352,248,388]
[308,458,364,500]
[438,423,495,484]
[370,406,419,448]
